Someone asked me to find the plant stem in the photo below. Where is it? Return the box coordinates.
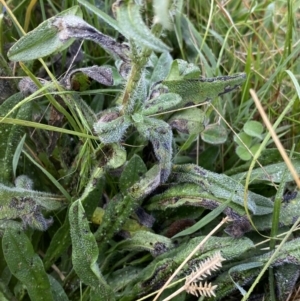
[120,23,162,114]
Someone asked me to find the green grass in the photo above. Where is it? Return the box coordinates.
[0,0,300,300]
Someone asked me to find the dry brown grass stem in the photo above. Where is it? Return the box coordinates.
[250,89,300,188]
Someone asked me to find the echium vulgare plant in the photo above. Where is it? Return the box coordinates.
[3,1,300,301]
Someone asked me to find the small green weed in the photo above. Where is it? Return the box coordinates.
[0,1,300,300]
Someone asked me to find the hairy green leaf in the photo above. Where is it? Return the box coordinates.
[48,275,69,301]
[126,165,161,200]
[0,180,65,231]
[275,264,299,301]
[123,236,254,299]
[142,93,182,116]
[107,266,142,294]
[50,15,129,62]
[171,164,274,215]
[104,143,127,169]
[135,117,172,182]
[44,165,105,268]
[231,160,300,183]
[95,165,160,244]
[63,66,114,89]
[119,155,147,193]
[164,59,201,81]
[252,199,300,232]
[8,6,82,61]
[69,200,114,299]
[43,217,71,271]
[114,0,171,53]
[108,231,174,257]
[215,237,300,299]
[162,72,246,106]
[94,115,131,144]
[3,228,53,301]
[149,52,173,84]
[94,193,134,244]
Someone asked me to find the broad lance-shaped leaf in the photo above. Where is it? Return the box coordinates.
[0,93,31,186]
[3,227,54,301]
[43,144,125,270]
[215,237,300,299]
[0,183,66,211]
[0,182,66,231]
[231,160,300,183]
[147,182,300,237]
[8,6,82,61]
[121,236,254,299]
[50,15,129,62]
[135,116,172,182]
[252,195,300,231]
[275,264,300,301]
[147,183,251,238]
[94,165,161,243]
[8,10,128,62]
[94,193,134,244]
[106,266,144,295]
[113,0,171,53]
[62,65,114,89]
[43,217,71,271]
[108,231,174,257]
[147,183,247,216]
[69,200,115,299]
[170,164,274,215]
[160,72,246,106]
[142,93,182,116]
[215,263,262,299]
[167,72,246,102]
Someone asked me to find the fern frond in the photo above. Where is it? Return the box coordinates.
[185,281,218,297]
[185,251,225,285]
